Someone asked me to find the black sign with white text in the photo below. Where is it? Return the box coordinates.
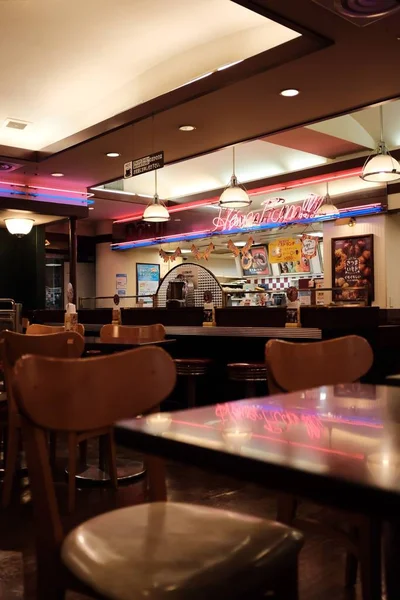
[124,151,164,179]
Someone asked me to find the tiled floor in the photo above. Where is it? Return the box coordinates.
[0,441,366,599]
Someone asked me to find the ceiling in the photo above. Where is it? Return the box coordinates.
[87,99,398,220]
[0,0,400,215]
[0,0,297,151]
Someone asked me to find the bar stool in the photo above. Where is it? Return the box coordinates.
[227,362,267,398]
[174,358,211,408]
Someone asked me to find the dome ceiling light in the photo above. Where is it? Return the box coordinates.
[219,146,251,209]
[5,218,35,237]
[361,106,400,183]
[316,181,340,219]
[142,170,170,223]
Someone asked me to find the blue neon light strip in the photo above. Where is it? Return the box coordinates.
[0,188,93,205]
[111,204,384,251]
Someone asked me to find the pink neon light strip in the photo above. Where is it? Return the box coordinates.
[0,181,93,198]
[113,167,363,224]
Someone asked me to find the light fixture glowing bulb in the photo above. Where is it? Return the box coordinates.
[280,89,300,97]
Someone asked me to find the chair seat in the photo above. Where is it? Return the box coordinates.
[227,362,267,382]
[174,358,211,377]
[62,501,302,600]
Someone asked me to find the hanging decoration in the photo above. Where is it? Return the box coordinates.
[301,234,318,259]
[159,247,182,262]
[191,242,215,260]
[227,237,253,257]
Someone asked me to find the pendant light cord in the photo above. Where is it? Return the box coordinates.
[154,169,158,196]
[232,146,236,177]
[380,105,384,143]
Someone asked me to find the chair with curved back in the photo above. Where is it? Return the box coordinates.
[0,330,116,512]
[26,323,85,337]
[265,335,379,600]
[100,323,165,343]
[14,346,303,600]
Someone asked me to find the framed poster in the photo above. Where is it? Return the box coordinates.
[136,263,160,305]
[331,234,374,302]
[116,273,127,297]
[242,245,271,276]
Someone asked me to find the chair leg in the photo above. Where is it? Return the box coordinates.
[2,424,20,508]
[78,440,88,468]
[345,526,359,588]
[49,432,57,469]
[67,433,78,513]
[274,558,299,600]
[359,518,382,600]
[105,433,118,489]
[276,493,297,525]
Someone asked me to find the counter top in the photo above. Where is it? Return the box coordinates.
[164,326,322,339]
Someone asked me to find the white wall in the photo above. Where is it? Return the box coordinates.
[323,214,386,308]
[64,262,96,307]
[190,255,240,278]
[95,243,181,307]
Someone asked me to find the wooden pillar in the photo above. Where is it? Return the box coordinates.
[69,217,78,304]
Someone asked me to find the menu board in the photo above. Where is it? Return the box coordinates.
[269,238,302,264]
[136,263,160,305]
[242,246,270,276]
[331,234,374,302]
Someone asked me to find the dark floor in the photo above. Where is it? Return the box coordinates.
[0,439,370,600]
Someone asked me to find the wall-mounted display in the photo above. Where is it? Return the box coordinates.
[136,263,160,305]
[242,245,270,276]
[331,234,374,302]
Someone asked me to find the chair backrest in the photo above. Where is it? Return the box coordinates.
[13,346,176,557]
[26,323,85,337]
[265,335,373,394]
[0,330,85,412]
[100,323,165,343]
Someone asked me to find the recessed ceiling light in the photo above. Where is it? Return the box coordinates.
[51,172,64,177]
[106,152,120,158]
[179,125,196,132]
[280,89,300,97]
[88,206,94,210]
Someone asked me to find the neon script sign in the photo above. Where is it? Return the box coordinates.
[212,194,324,232]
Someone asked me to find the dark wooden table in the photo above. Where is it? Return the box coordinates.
[84,337,176,353]
[116,383,400,600]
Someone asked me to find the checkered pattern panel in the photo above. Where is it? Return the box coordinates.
[157,263,223,308]
[251,277,292,289]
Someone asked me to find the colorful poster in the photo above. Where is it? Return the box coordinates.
[242,246,270,276]
[116,273,127,297]
[136,263,160,305]
[301,235,318,259]
[331,235,374,302]
[268,238,302,264]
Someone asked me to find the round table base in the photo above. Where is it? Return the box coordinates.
[66,459,146,485]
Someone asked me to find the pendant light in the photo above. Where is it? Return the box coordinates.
[142,170,170,222]
[5,218,35,237]
[219,147,251,208]
[316,181,340,219]
[361,105,400,183]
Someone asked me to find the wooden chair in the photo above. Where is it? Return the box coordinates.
[100,323,165,343]
[265,336,378,600]
[0,330,116,512]
[14,346,303,600]
[26,323,85,337]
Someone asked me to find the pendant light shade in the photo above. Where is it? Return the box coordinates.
[361,106,400,183]
[316,182,340,219]
[5,218,35,237]
[219,147,251,209]
[142,171,170,223]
